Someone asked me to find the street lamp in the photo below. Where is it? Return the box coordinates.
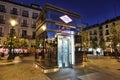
[42,25,46,59]
[11,20,16,27]
[7,19,17,60]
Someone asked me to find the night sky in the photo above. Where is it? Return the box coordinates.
[12,0,120,26]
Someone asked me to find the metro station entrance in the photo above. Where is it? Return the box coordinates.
[57,33,75,67]
[36,4,81,70]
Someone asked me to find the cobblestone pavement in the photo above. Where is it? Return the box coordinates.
[0,56,51,80]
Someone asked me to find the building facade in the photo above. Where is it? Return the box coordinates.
[0,0,41,48]
[83,16,120,54]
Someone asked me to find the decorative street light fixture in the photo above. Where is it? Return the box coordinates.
[7,19,17,60]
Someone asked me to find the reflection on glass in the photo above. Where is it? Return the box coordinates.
[58,35,70,67]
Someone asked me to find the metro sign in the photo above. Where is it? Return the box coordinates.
[60,15,72,23]
[61,30,70,34]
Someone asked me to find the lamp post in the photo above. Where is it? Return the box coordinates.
[42,25,46,59]
[7,19,17,60]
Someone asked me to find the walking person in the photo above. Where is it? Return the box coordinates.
[83,51,88,62]
[35,48,40,61]
[0,47,4,59]
[96,51,100,56]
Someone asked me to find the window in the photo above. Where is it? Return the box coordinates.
[31,21,36,28]
[22,30,27,37]
[90,31,92,35]
[0,27,3,37]
[23,19,27,24]
[94,36,97,41]
[0,15,4,19]
[0,4,5,12]
[0,27,2,33]
[21,19,28,27]
[22,10,29,17]
[0,15,5,24]
[99,26,102,29]
[90,37,92,41]
[32,12,38,19]
[32,32,35,39]
[106,24,108,28]
[105,30,109,35]
[99,31,103,36]
[11,8,18,15]
[106,37,110,42]
[112,22,115,26]
[94,30,97,35]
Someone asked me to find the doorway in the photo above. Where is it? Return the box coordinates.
[58,34,74,67]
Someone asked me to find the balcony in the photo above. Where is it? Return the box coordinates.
[94,37,98,41]
[90,33,92,35]
[10,10,18,15]
[0,9,6,13]
[0,19,5,24]
[105,33,109,35]
[99,26,102,30]
[32,15,38,19]
[21,23,28,27]
[20,34,27,38]
[0,33,3,37]
[22,14,29,17]
[94,32,97,35]
[32,13,38,19]
[20,35,32,39]
[32,16,37,19]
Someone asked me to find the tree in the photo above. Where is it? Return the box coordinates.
[89,37,98,49]
[110,23,120,50]
[5,33,28,49]
[99,37,106,50]
[80,30,89,51]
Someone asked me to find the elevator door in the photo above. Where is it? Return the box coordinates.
[58,36,71,67]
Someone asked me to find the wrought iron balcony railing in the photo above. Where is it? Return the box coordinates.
[10,10,18,15]
[21,23,28,27]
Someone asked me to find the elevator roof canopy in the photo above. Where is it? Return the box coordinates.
[36,4,82,38]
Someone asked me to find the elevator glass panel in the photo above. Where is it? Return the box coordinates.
[58,36,71,67]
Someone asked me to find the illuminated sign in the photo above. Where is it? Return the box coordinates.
[61,30,70,34]
[60,15,72,23]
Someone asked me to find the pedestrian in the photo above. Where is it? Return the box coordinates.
[83,51,88,62]
[35,48,42,61]
[96,51,99,56]
[115,48,118,59]
[0,47,3,59]
[0,52,1,60]
[39,49,43,59]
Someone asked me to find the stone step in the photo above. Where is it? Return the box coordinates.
[35,62,60,73]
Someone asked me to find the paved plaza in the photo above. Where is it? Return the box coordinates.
[47,56,120,80]
[0,56,50,80]
[0,55,120,80]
